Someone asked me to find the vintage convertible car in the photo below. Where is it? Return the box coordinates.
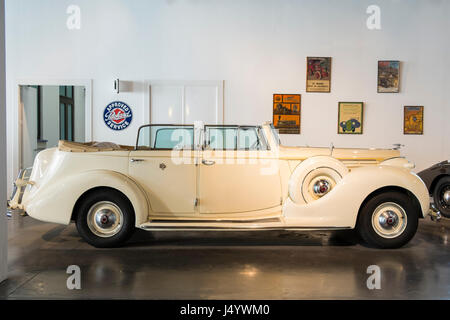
[418,160,450,218]
[9,123,432,248]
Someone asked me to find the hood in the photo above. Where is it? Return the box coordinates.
[279,145,401,163]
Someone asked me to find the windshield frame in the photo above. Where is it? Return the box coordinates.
[135,124,195,150]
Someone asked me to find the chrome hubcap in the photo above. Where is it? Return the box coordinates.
[443,191,450,205]
[87,201,123,238]
[313,179,331,197]
[371,202,407,239]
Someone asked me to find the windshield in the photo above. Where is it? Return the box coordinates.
[136,124,271,150]
[136,125,194,150]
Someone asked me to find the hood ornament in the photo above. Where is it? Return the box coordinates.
[392,143,405,150]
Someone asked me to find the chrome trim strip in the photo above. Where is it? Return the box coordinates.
[140,226,351,231]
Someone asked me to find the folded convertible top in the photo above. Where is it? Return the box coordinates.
[58,140,134,152]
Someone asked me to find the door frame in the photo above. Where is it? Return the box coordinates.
[7,78,92,195]
[143,80,224,125]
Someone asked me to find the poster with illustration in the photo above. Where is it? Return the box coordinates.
[378,60,400,93]
[306,57,331,92]
[404,106,423,134]
[338,102,364,134]
[273,94,301,134]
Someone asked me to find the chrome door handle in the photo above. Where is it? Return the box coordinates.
[130,158,145,163]
[202,159,215,166]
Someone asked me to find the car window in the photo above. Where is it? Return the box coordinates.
[206,127,237,150]
[137,125,194,150]
[205,126,268,150]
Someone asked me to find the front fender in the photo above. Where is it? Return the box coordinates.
[283,165,430,228]
[23,170,150,226]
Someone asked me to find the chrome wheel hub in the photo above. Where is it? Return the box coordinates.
[443,190,450,205]
[371,202,407,239]
[87,201,123,238]
[313,179,331,196]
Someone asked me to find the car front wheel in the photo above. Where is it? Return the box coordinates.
[357,191,419,248]
[76,189,135,248]
[432,176,450,218]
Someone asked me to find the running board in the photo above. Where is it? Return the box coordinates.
[139,221,351,232]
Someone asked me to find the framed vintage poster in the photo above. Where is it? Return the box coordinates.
[338,102,363,134]
[273,94,301,134]
[378,60,400,93]
[404,106,424,134]
[306,57,331,92]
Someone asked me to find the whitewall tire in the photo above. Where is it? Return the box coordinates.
[357,191,419,248]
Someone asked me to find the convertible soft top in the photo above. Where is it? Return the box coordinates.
[58,140,134,153]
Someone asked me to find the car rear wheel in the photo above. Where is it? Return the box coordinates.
[357,191,419,248]
[432,176,450,218]
[76,189,135,248]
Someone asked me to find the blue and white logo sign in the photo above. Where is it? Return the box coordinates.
[103,101,133,131]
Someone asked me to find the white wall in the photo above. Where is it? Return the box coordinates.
[0,0,7,283]
[5,0,450,191]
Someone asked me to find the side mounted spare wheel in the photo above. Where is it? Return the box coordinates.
[288,156,349,204]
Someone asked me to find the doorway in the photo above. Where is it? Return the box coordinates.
[19,85,86,169]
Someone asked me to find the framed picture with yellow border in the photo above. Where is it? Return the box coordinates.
[404,106,423,135]
[338,102,363,134]
[306,57,331,92]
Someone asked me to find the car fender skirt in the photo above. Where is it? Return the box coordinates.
[22,170,149,226]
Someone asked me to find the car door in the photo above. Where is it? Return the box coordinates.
[199,126,282,214]
[129,125,197,215]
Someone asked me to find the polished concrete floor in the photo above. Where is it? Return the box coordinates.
[1,214,449,299]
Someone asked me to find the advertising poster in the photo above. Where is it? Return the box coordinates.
[273,94,301,134]
[378,60,400,93]
[404,106,424,134]
[338,102,364,134]
[306,57,331,92]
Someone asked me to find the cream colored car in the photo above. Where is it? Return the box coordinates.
[9,123,431,248]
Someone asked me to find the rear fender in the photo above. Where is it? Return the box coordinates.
[23,170,150,226]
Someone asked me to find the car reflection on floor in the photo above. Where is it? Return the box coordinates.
[1,214,449,299]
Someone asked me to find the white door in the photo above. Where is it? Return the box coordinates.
[199,126,282,214]
[129,125,198,215]
[149,80,223,125]
[20,86,38,169]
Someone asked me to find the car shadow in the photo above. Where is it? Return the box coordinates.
[124,228,360,248]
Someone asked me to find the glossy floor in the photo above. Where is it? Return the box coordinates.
[1,214,449,299]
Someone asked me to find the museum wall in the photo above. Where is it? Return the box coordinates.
[4,0,450,190]
[1,0,7,283]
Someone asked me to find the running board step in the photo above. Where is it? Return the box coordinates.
[139,220,350,231]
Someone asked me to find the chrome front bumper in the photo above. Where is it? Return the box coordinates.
[6,168,33,217]
[428,204,442,222]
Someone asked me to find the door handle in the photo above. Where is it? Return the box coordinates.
[202,159,215,166]
[130,158,145,163]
